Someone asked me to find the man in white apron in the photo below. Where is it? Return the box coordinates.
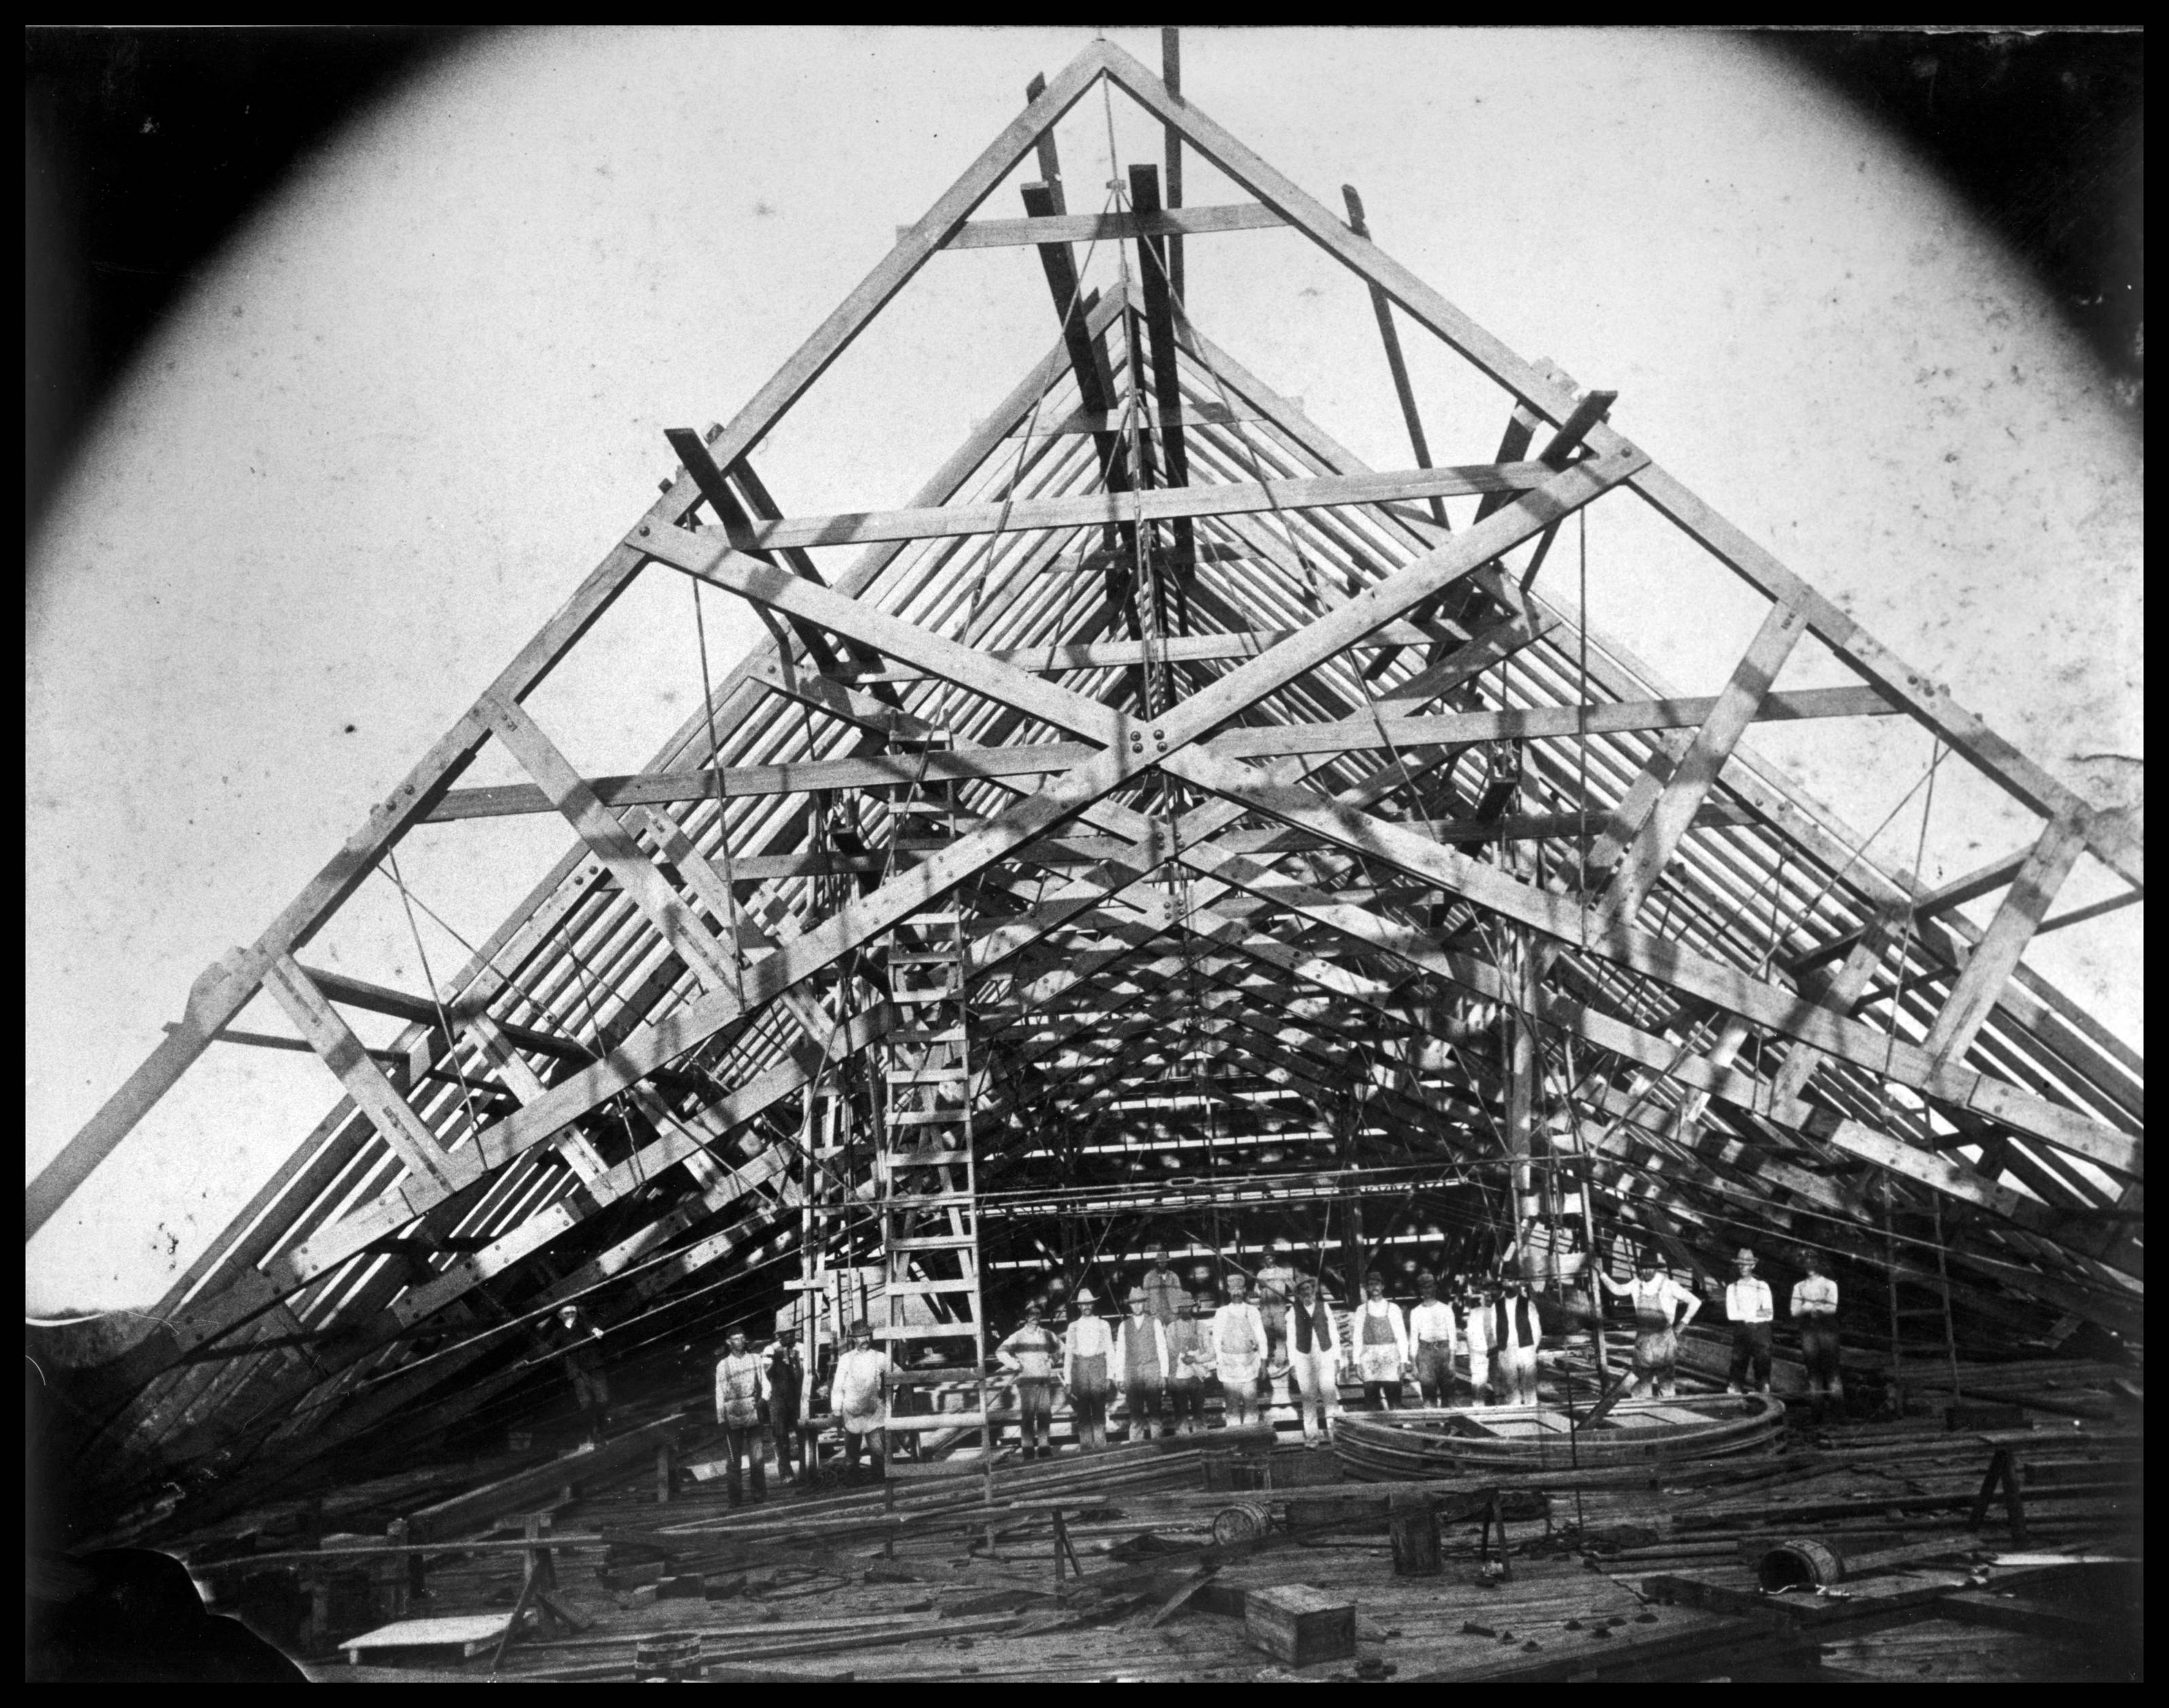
[1353,1271,1409,1409]
[1209,1273,1268,1429]
[1599,1252,1700,1399]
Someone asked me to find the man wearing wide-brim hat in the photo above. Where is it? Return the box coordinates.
[1724,1248,1775,1395]
[1113,1284,1171,1441]
[1062,1286,1115,1451]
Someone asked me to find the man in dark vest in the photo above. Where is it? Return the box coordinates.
[1491,1275,1545,1406]
[764,1330,806,1483]
[1286,1275,1343,1447]
[1114,1285,1170,1440]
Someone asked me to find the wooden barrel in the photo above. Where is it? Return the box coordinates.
[1211,1502,1273,1546]
[1388,1495,1442,1576]
[633,1631,704,1681]
[1757,1538,1844,1592]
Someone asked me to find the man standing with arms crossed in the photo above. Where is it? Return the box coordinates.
[1140,1244,1188,1324]
[1790,1250,1844,1423]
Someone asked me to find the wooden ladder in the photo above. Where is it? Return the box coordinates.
[875,729,993,1465]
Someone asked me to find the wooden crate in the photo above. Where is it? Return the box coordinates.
[1244,1583,1355,1666]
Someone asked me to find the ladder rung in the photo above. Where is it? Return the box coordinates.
[889,951,962,965]
[889,1108,968,1125]
[882,1149,969,1170]
[890,989,961,1006]
[893,1028,967,1043]
[874,1321,980,1341]
[889,1233,979,1250]
[887,1066,969,1084]
[881,1277,981,1295]
[885,1192,976,1209]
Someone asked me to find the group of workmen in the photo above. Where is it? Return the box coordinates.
[987,1252,1555,1454]
[698,1242,1848,1499]
[1596,1244,1845,1418]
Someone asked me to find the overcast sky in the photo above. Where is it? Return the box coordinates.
[26,26,2141,1312]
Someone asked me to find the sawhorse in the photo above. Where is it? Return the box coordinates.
[1051,1507,1087,1593]
[1967,1445,2028,1545]
[489,1512,593,1673]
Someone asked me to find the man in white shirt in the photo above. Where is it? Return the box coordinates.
[1599,1250,1700,1399]
[1490,1275,1545,1407]
[1724,1247,1775,1395]
[1209,1273,1269,1429]
[1407,1273,1459,1406]
[1352,1271,1410,1409]
[713,1329,769,1506]
[1789,1250,1844,1423]
[1460,1279,1493,1403]
[829,1318,892,1478]
[1063,1287,1115,1451]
